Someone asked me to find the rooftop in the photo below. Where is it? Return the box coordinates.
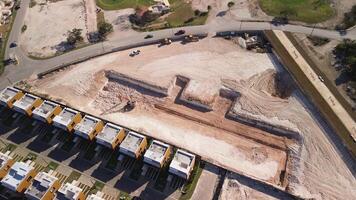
[74,115,101,135]
[86,192,104,200]
[170,149,195,174]
[144,140,170,165]
[1,162,34,191]
[13,93,38,111]
[96,123,123,144]
[120,131,145,154]
[25,172,58,200]
[55,181,82,200]
[33,100,59,119]
[0,87,20,103]
[0,152,12,169]
[53,107,79,126]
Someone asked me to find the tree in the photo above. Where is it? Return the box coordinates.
[98,22,113,39]
[227,1,235,9]
[207,5,212,12]
[66,28,83,46]
[194,9,201,16]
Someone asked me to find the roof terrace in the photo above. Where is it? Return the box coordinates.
[119,131,145,157]
[169,149,195,179]
[74,115,101,137]
[25,172,58,200]
[55,181,82,200]
[96,123,123,145]
[1,162,34,192]
[53,108,78,127]
[0,87,19,104]
[144,140,170,167]
[13,93,38,111]
[33,100,59,119]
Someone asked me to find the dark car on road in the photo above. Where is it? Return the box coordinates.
[175,30,185,35]
[9,42,17,48]
[144,34,153,39]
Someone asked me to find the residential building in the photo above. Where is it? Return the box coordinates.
[1,161,37,193]
[86,191,105,200]
[32,100,62,124]
[143,140,171,168]
[0,151,14,180]
[55,181,85,200]
[96,123,126,149]
[25,171,61,200]
[169,149,196,179]
[119,131,147,159]
[53,108,82,132]
[0,87,23,108]
[12,93,43,116]
[74,115,104,140]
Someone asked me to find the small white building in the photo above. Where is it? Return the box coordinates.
[1,161,36,192]
[169,149,196,179]
[55,181,84,200]
[0,87,23,108]
[25,171,60,200]
[119,131,147,159]
[86,191,105,200]
[12,93,42,116]
[96,123,126,149]
[143,140,171,168]
[52,107,82,132]
[32,100,62,124]
[74,115,103,140]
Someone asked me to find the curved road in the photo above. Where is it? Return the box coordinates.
[1,0,356,89]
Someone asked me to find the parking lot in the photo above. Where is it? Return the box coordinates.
[0,105,202,200]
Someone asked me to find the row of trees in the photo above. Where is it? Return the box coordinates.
[66,22,113,47]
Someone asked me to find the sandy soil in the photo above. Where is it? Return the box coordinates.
[21,0,89,57]
[84,0,97,34]
[25,37,356,199]
[219,172,285,200]
[103,8,138,40]
[27,38,288,186]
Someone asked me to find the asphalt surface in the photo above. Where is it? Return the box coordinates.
[1,0,356,89]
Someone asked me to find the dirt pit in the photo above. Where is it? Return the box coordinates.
[26,37,356,199]
[21,0,88,57]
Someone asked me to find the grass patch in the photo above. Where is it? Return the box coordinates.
[259,0,334,23]
[2,143,16,153]
[88,181,104,195]
[96,0,154,10]
[65,171,81,183]
[166,0,208,27]
[179,159,204,200]
[45,161,59,172]
[119,191,131,200]
[307,35,330,46]
[24,152,38,161]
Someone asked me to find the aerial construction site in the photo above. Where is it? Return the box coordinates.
[15,32,355,199]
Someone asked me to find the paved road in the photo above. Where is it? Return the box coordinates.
[1,0,356,89]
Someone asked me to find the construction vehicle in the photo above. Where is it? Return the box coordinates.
[161,38,172,45]
[184,35,199,42]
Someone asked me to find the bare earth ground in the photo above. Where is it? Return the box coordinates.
[21,0,88,57]
[84,0,98,34]
[103,8,138,40]
[26,38,287,186]
[24,37,356,199]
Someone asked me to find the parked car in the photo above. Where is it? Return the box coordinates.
[175,30,185,35]
[144,34,153,39]
[9,42,17,48]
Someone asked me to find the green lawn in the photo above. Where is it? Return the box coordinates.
[96,0,154,10]
[259,0,334,23]
[166,0,208,27]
